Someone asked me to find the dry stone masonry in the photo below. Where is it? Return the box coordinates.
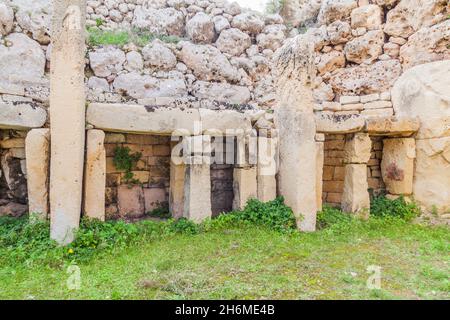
[0,0,449,243]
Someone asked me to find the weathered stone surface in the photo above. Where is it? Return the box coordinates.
[192,81,250,105]
[344,133,372,164]
[1,148,27,201]
[231,12,264,34]
[313,82,335,101]
[399,20,450,70]
[199,108,252,135]
[113,72,187,99]
[365,116,420,136]
[280,0,322,27]
[381,138,415,195]
[142,40,177,69]
[89,47,126,78]
[257,137,277,203]
[0,33,46,83]
[384,0,448,38]
[87,103,201,134]
[186,12,215,44]
[183,156,212,223]
[256,24,287,52]
[213,15,230,33]
[0,2,14,35]
[125,51,144,71]
[117,185,145,217]
[327,20,351,44]
[233,166,257,210]
[143,188,166,213]
[49,2,86,245]
[351,4,382,30]
[0,202,28,217]
[341,163,370,218]
[0,102,47,130]
[344,30,384,64]
[316,50,345,75]
[330,60,402,95]
[12,0,52,44]
[132,7,184,36]
[315,113,365,134]
[216,28,251,56]
[88,76,110,92]
[179,42,239,82]
[316,140,324,211]
[414,137,450,214]
[317,0,358,25]
[84,130,106,221]
[169,151,185,219]
[392,60,450,139]
[25,129,50,220]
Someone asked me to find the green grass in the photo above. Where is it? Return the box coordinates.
[0,198,448,300]
[87,27,182,47]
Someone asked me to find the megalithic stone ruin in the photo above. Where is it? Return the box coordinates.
[49,1,87,244]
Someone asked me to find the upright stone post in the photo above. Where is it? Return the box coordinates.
[315,133,325,211]
[49,1,86,244]
[341,133,372,218]
[257,136,277,202]
[274,35,318,231]
[84,130,106,221]
[169,139,185,219]
[25,129,50,221]
[183,155,212,223]
[381,138,416,196]
[233,166,257,210]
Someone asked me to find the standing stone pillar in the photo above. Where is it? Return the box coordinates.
[49,1,86,244]
[315,134,325,211]
[25,129,50,221]
[83,130,105,221]
[341,133,372,218]
[183,155,212,223]
[274,35,317,231]
[381,138,416,196]
[169,139,185,219]
[257,136,277,202]
[233,166,257,210]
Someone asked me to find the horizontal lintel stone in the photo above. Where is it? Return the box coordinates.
[0,102,47,130]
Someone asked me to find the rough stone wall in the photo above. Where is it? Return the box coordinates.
[104,132,171,219]
[293,0,450,118]
[85,0,285,110]
[322,134,384,207]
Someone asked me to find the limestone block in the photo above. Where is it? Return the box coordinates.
[315,113,365,134]
[413,137,450,215]
[169,150,185,219]
[199,108,252,136]
[392,60,450,139]
[233,166,257,210]
[341,164,370,218]
[365,117,420,137]
[25,129,50,220]
[381,138,415,195]
[0,102,47,130]
[351,4,382,30]
[117,185,145,217]
[49,2,86,245]
[257,137,277,202]
[144,188,167,213]
[344,133,372,164]
[84,130,106,221]
[87,103,201,135]
[316,140,324,211]
[183,156,212,222]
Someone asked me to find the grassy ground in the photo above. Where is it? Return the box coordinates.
[0,219,448,299]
